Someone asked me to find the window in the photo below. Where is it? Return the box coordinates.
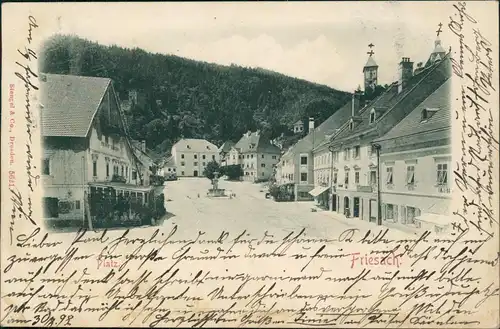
[173,168,176,172]
[344,171,349,185]
[212,155,216,160]
[369,110,376,124]
[261,163,265,168]
[333,173,338,184]
[355,171,360,184]
[42,158,50,175]
[262,154,265,159]
[386,167,393,185]
[105,136,109,145]
[349,121,354,130]
[421,108,438,122]
[181,171,185,175]
[106,163,110,177]
[406,165,415,185]
[194,162,198,166]
[194,154,198,159]
[333,151,338,162]
[437,163,448,185]
[232,155,235,160]
[344,148,351,160]
[168,168,171,172]
[405,206,420,225]
[300,173,308,182]
[132,171,137,180]
[251,154,254,158]
[354,146,360,159]
[126,167,128,177]
[386,204,394,220]
[75,200,81,210]
[262,172,265,176]
[181,154,185,159]
[272,155,277,160]
[202,155,206,160]
[301,156,308,165]
[92,161,97,177]
[370,170,377,185]
[181,161,185,166]
[202,162,206,166]
[369,144,377,156]
[121,165,124,176]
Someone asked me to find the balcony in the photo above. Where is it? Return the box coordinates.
[356,185,373,193]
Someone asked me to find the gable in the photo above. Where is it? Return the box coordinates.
[40,73,112,137]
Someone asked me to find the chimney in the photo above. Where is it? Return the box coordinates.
[351,90,362,117]
[398,57,414,93]
[308,117,315,131]
[141,140,146,152]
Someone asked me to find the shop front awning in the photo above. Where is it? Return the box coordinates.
[415,213,453,227]
[309,185,329,197]
[89,181,154,192]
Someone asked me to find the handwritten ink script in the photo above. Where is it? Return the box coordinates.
[450,2,498,238]
[1,225,499,327]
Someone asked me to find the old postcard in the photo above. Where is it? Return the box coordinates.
[1,1,499,327]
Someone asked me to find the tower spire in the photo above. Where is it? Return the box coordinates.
[363,43,378,91]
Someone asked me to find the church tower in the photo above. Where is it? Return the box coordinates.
[363,43,378,91]
[426,23,447,67]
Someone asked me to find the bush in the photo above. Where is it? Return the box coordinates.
[222,164,243,180]
[150,175,165,186]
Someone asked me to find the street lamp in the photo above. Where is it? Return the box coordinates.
[372,143,382,226]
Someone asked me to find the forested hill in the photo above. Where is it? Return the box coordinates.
[40,35,351,155]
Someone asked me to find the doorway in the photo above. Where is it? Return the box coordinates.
[353,197,360,218]
[344,196,350,218]
[332,194,337,211]
[194,170,198,177]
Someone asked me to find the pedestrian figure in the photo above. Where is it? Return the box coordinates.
[197,193,200,198]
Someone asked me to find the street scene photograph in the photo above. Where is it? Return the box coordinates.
[2,2,498,328]
[39,3,453,240]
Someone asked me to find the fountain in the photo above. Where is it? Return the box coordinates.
[207,171,228,197]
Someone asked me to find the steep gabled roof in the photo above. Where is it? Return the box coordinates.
[374,78,451,144]
[333,54,451,144]
[285,99,353,156]
[234,131,280,154]
[219,141,235,153]
[40,73,112,137]
[173,138,218,152]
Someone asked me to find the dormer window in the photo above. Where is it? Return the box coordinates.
[187,145,191,149]
[421,108,439,123]
[369,109,376,124]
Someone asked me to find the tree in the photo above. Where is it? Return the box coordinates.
[223,165,243,181]
[203,160,222,180]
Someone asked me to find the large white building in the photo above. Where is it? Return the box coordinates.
[171,139,220,177]
[229,131,281,182]
[374,78,452,233]
[326,36,450,224]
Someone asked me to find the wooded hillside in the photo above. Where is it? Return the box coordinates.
[40,35,351,154]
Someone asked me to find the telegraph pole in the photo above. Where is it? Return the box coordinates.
[373,143,382,226]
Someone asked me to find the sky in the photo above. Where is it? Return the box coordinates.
[45,2,455,91]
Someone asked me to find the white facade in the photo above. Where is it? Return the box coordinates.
[171,139,220,177]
